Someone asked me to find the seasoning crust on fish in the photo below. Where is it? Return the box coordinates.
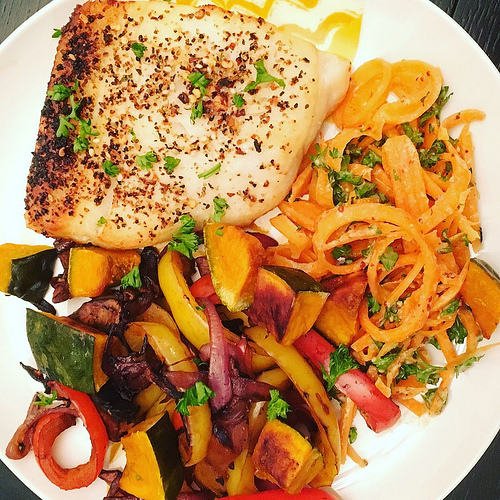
[25,0,350,249]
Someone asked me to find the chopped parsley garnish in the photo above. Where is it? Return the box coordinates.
[244,59,285,92]
[73,135,89,153]
[348,427,358,444]
[164,156,181,174]
[454,355,483,377]
[419,139,446,168]
[34,390,58,407]
[198,162,221,179]
[401,123,424,146]
[379,246,399,271]
[130,42,147,59]
[47,80,78,101]
[355,181,378,199]
[52,28,62,38]
[383,303,400,324]
[310,144,330,169]
[331,244,353,264]
[441,299,460,316]
[212,197,228,223]
[361,150,382,168]
[321,344,359,391]
[56,115,75,138]
[422,387,438,408]
[97,216,107,226]
[397,359,444,385]
[129,129,138,142]
[215,227,224,237]
[267,389,292,420]
[176,381,215,416]
[233,93,245,108]
[121,265,142,289]
[102,159,120,176]
[447,315,468,344]
[188,71,211,123]
[419,86,452,126]
[167,214,201,259]
[361,244,373,258]
[367,293,381,315]
[136,151,158,170]
[372,352,399,372]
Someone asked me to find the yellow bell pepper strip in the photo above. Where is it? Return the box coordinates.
[244,326,340,486]
[125,321,211,466]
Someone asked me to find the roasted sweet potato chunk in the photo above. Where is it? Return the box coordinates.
[315,271,368,345]
[204,223,265,311]
[253,419,323,494]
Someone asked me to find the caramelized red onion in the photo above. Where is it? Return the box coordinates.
[199,297,232,410]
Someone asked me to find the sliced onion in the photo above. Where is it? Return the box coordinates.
[199,298,232,410]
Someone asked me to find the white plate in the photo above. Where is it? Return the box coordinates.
[1,1,499,499]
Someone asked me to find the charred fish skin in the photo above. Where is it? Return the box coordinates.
[25,1,350,249]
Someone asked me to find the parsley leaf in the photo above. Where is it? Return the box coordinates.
[361,150,382,168]
[267,389,292,420]
[198,162,221,179]
[233,93,245,108]
[188,72,211,123]
[419,139,446,168]
[136,151,158,170]
[34,390,58,407]
[97,216,107,226]
[310,144,330,169]
[167,214,201,259]
[367,293,381,315]
[454,355,483,377]
[397,359,444,385]
[103,159,120,176]
[121,265,142,289]
[129,129,138,142]
[441,299,460,316]
[401,123,424,146]
[348,427,358,444]
[372,352,399,372]
[321,344,359,391]
[355,181,378,199]
[131,42,147,59]
[379,246,399,271]
[331,244,353,264]
[73,135,89,153]
[243,59,285,92]
[52,28,62,38]
[176,381,215,416]
[212,197,228,223]
[164,156,181,174]
[47,80,78,101]
[56,115,75,137]
[447,315,468,344]
[419,86,452,126]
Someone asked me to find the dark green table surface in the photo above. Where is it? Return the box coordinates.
[0,1,499,499]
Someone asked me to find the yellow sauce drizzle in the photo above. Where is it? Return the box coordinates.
[174,0,362,61]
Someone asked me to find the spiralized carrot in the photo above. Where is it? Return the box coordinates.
[265,57,492,442]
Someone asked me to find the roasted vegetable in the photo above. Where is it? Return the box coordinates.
[247,266,329,345]
[460,258,500,339]
[26,309,108,393]
[204,223,265,311]
[245,326,340,486]
[253,419,323,494]
[68,246,140,297]
[125,321,211,466]
[120,412,183,500]
[0,243,57,311]
[315,271,367,345]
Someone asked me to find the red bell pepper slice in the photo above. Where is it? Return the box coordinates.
[294,330,401,433]
[227,488,340,500]
[32,382,108,490]
[190,274,221,304]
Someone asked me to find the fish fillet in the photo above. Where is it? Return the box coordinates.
[25,0,350,249]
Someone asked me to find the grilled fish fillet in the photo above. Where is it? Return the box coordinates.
[25,0,350,249]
